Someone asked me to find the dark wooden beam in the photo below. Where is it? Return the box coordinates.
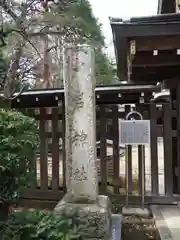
[163,78,180,89]
[1,84,158,108]
[132,51,180,67]
[134,36,180,51]
[132,65,180,82]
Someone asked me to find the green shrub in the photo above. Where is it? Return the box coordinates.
[0,210,87,239]
[0,108,39,205]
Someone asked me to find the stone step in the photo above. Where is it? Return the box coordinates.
[151,205,180,240]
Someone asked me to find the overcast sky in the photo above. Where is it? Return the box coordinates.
[90,0,158,58]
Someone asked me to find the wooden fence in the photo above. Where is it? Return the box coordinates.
[21,102,180,208]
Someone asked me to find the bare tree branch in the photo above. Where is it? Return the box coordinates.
[0,0,22,24]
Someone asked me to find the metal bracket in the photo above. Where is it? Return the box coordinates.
[125,110,143,120]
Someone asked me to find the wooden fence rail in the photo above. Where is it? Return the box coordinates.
[21,102,180,207]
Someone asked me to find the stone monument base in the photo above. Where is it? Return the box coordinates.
[54,195,111,239]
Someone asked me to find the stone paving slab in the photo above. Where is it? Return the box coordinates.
[151,205,180,240]
[122,207,150,217]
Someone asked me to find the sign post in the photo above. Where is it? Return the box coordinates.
[119,111,150,208]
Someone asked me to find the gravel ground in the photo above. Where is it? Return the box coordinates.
[122,215,160,240]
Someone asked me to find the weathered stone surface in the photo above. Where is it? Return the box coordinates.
[54,195,111,239]
[62,44,98,202]
[54,45,111,239]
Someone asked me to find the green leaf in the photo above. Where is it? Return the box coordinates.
[0,109,39,204]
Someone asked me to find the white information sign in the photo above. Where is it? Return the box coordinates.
[119,120,150,145]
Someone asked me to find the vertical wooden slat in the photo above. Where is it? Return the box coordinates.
[138,146,142,195]
[171,89,178,193]
[52,108,60,190]
[163,103,173,195]
[127,146,132,193]
[39,108,48,190]
[136,105,146,196]
[138,145,145,195]
[62,102,66,192]
[176,84,180,193]
[112,105,120,194]
[118,38,128,80]
[28,108,38,188]
[26,108,37,187]
[150,104,159,195]
[136,105,145,196]
[99,105,107,193]
[125,105,133,194]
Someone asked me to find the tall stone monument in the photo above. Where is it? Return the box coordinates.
[54,45,111,239]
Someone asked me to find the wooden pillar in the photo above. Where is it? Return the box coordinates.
[171,89,178,193]
[176,84,180,193]
[164,78,180,194]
